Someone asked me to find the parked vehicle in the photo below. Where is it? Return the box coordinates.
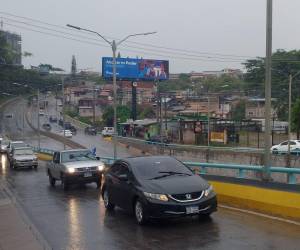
[49,116,58,123]
[146,135,171,144]
[85,126,97,135]
[5,113,13,118]
[0,139,9,153]
[64,122,77,135]
[271,140,300,154]
[102,127,114,137]
[46,149,104,190]
[39,110,45,116]
[42,123,52,131]
[58,119,63,126]
[101,156,217,225]
[60,130,72,138]
[10,147,38,170]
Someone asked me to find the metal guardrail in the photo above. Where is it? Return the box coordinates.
[97,156,300,185]
[32,147,300,185]
[117,136,300,156]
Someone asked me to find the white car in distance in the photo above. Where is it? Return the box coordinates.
[60,130,72,138]
[271,140,300,154]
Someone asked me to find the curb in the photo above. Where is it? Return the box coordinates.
[0,180,52,250]
[210,180,300,223]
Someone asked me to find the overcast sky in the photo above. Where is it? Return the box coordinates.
[1,0,300,73]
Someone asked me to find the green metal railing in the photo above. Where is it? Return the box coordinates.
[97,156,300,185]
[32,147,300,185]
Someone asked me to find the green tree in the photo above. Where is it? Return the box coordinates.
[292,98,300,139]
[102,105,131,126]
[231,100,246,121]
[243,49,300,120]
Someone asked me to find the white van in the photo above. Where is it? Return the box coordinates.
[101,127,114,137]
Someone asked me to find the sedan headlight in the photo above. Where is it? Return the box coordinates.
[67,167,75,174]
[97,164,104,171]
[204,185,213,197]
[143,192,169,202]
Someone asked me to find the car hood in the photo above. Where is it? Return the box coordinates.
[63,160,101,169]
[14,155,36,161]
[141,175,209,195]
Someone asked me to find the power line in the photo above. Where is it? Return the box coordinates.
[1,16,247,62]
[2,21,246,63]
[0,11,256,60]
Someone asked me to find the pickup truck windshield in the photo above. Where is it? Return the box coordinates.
[14,149,34,155]
[61,151,96,163]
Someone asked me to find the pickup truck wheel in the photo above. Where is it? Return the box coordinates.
[49,173,56,187]
[61,175,69,191]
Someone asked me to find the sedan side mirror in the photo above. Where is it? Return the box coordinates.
[118,174,128,181]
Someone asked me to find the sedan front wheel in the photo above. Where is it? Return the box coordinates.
[103,189,115,211]
[134,199,148,225]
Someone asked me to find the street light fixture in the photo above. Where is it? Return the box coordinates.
[67,24,157,159]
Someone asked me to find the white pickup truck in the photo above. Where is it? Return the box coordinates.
[46,149,104,190]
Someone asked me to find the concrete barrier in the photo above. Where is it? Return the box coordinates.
[210,180,300,222]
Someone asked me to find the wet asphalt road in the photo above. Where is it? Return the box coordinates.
[1,98,300,250]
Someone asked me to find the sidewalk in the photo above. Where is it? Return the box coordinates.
[0,185,44,250]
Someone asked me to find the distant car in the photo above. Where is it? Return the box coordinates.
[49,116,58,123]
[5,113,13,118]
[0,139,10,153]
[60,130,72,138]
[101,156,217,225]
[46,149,104,190]
[102,127,114,137]
[10,147,38,170]
[39,110,45,116]
[42,123,52,131]
[85,126,97,135]
[58,119,63,126]
[147,135,171,144]
[271,140,300,154]
[7,141,27,160]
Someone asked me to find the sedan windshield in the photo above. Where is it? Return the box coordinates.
[61,150,96,163]
[14,149,34,155]
[131,157,192,180]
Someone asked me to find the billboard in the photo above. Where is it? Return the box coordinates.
[102,57,169,81]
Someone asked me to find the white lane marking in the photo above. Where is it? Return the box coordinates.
[219,204,300,226]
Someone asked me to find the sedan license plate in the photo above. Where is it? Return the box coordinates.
[186,206,199,214]
[84,172,92,178]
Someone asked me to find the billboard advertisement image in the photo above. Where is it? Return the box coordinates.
[102,57,169,81]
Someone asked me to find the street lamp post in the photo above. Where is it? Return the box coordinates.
[263,0,273,180]
[67,24,156,159]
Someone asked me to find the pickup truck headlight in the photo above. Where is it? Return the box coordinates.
[144,192,169,202]
[97,164,104,171]
[67,167,75,174]
[204,185,213,197]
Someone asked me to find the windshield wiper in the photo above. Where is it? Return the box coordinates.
[149,171,192,180]
[158,171,192,176]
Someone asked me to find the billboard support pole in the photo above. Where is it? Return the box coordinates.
[131,81,137,121]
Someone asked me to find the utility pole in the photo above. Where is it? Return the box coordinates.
[93,86,96,125]
[287,74,292,167]
[207,96,210,147]
[37,89,40,150]
[62,77,66,150]
[263,0,273,180]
